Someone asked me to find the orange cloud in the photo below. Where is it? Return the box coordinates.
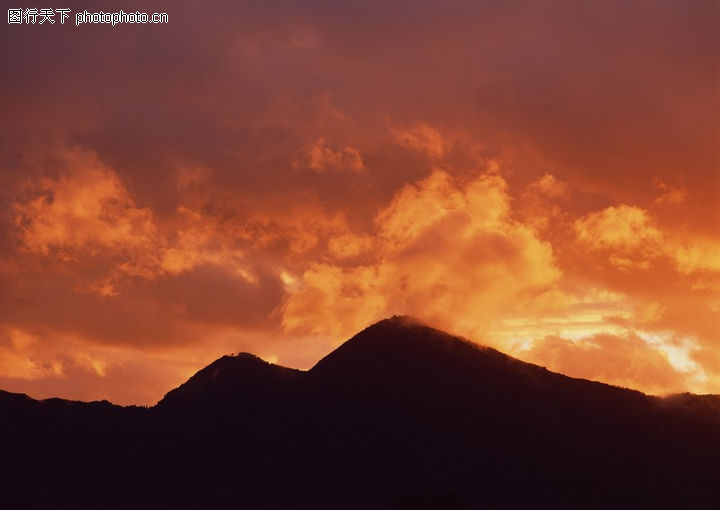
[282,167,562,341]
[573,203,720,287]
[0,325,124,381]
[654,178,687,205]
[517,173,569,232]
[674,239,720,276]
[520,332,703,395]
[10,150,264,294]
[301,137,366,173]
[574,205,662,251]
[393,123,447,159]
[0,322,205,404]
[13,148,156,260]
[327,232,374,260]
[573,204,666,271]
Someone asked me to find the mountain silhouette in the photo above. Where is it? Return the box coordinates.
[1,316,719,509]
[158,352,301,409]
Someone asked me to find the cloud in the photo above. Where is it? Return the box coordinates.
[573,204,720,284]
[327,232,374,260]
[654,181,687,205]
[12,148,156,261]
[10,149,266,294]
[0,326,118,381]
[282,168,562,340]
[300,137,366,173]
[526,174,568,199]
[574,205,663,251]
[393,123,447,159]
[520,332,703,395]
[517,173,569,232]
[0,323,201,404]
[573,205,664,270]
[674,239,720,276]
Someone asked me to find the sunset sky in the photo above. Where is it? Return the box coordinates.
[1,0,718,405]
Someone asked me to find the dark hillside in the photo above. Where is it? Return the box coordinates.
[1,317,719,509]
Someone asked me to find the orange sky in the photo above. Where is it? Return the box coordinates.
[1,0,718,404]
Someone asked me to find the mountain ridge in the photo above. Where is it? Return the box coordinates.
[1,316,719,509]
[3,316,713,408]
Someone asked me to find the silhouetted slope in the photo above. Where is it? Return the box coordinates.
[661,392,720,422]
[310,316,646,401]
[1,316,719,509]
[308,316,656,437]
[0,390,146,510]
[158,352,300,409]
[296,317,717,509]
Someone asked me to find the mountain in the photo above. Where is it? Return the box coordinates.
[158,352,301,409]
[1,316,719,509]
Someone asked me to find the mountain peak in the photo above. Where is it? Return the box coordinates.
[318,314,474,356]
[4,317,720,509]
[157,352,300,409]
[308,316,543,393]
